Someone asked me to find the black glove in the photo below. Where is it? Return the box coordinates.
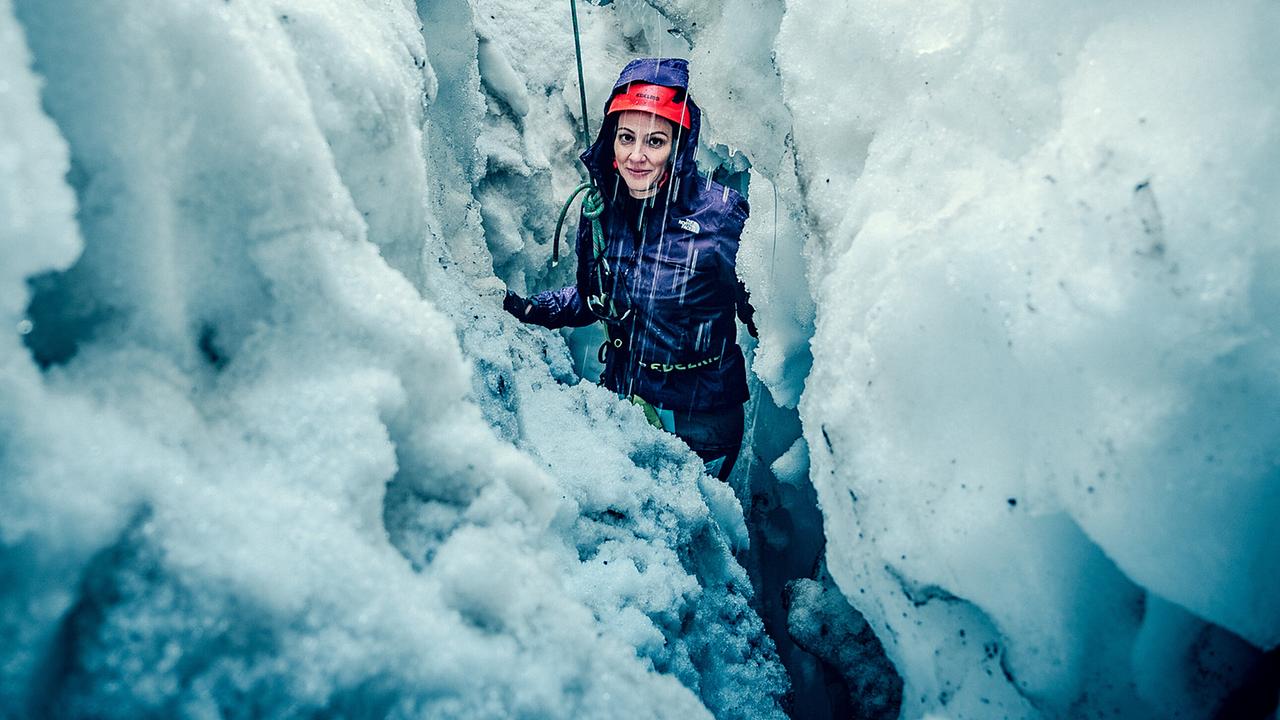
[503,290,532,320]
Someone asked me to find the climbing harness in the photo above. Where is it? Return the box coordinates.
[638,355,720,373]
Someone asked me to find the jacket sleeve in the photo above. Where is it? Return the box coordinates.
[523,286,595,328]
[522,211,597,329]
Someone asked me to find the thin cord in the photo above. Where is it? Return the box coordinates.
[569,0,592,149]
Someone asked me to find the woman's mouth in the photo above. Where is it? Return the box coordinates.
[624,167,652,180]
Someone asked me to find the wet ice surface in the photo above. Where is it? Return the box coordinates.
[3,0,1279,718]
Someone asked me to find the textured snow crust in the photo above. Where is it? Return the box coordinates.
[4,0,1279,718]
[0,0,786,717]
[774,1,1280,718]
[607,0,1280,717]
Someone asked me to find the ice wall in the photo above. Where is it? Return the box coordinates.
[771,1,1279,718]
[0,0,787,717]
[7,0,1277,717]
[600,0,1280,717]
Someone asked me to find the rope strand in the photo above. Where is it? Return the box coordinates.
[551,0,602,271]
[551,182,603,266]
[569,0,592,148]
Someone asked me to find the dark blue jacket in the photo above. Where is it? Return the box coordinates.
[523,58,751,412]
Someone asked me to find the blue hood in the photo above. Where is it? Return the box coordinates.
[580,57,702,210]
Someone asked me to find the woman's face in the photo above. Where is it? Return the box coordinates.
[613,110,675,199]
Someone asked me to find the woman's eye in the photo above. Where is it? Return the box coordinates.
[618,133,634,143]
[647,137,666,148]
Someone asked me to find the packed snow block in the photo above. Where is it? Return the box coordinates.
[503,375,791,720]
[1,0,107,708]
[417,0,484,251]
[33,513,303,720]
[0,0,80,299]
[35,503,696,719]
[272,0,434,283]
[476,29,531,118]
[1,0,796,717]
[0,0,82,372]
[785,574,901,720]
[782,0,1280,717]
[11,0,372,369]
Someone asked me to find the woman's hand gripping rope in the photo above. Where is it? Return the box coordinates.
[503,183,604,322]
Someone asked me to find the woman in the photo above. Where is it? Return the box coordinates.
[504,57,756,482]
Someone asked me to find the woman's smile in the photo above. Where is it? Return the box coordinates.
[623,165,654,180]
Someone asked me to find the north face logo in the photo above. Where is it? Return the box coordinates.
[678,218,700,234]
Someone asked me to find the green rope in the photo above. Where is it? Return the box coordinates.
[551,182,604,267]
[551,0,603,270]
[630,395,665,430]
[569,0,592,149]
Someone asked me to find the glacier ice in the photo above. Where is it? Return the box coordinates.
[773,0,1280,718]
[1,0,786,717]
[3,0,1279,718]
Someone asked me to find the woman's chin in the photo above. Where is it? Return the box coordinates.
[624,178,657,198]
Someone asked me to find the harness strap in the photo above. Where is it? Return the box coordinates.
[638,355,720,373]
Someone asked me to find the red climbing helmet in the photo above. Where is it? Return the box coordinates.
[607,82,692,130]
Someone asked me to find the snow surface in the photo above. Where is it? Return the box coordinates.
[1,0,785,717]
[3,0,1279,718]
